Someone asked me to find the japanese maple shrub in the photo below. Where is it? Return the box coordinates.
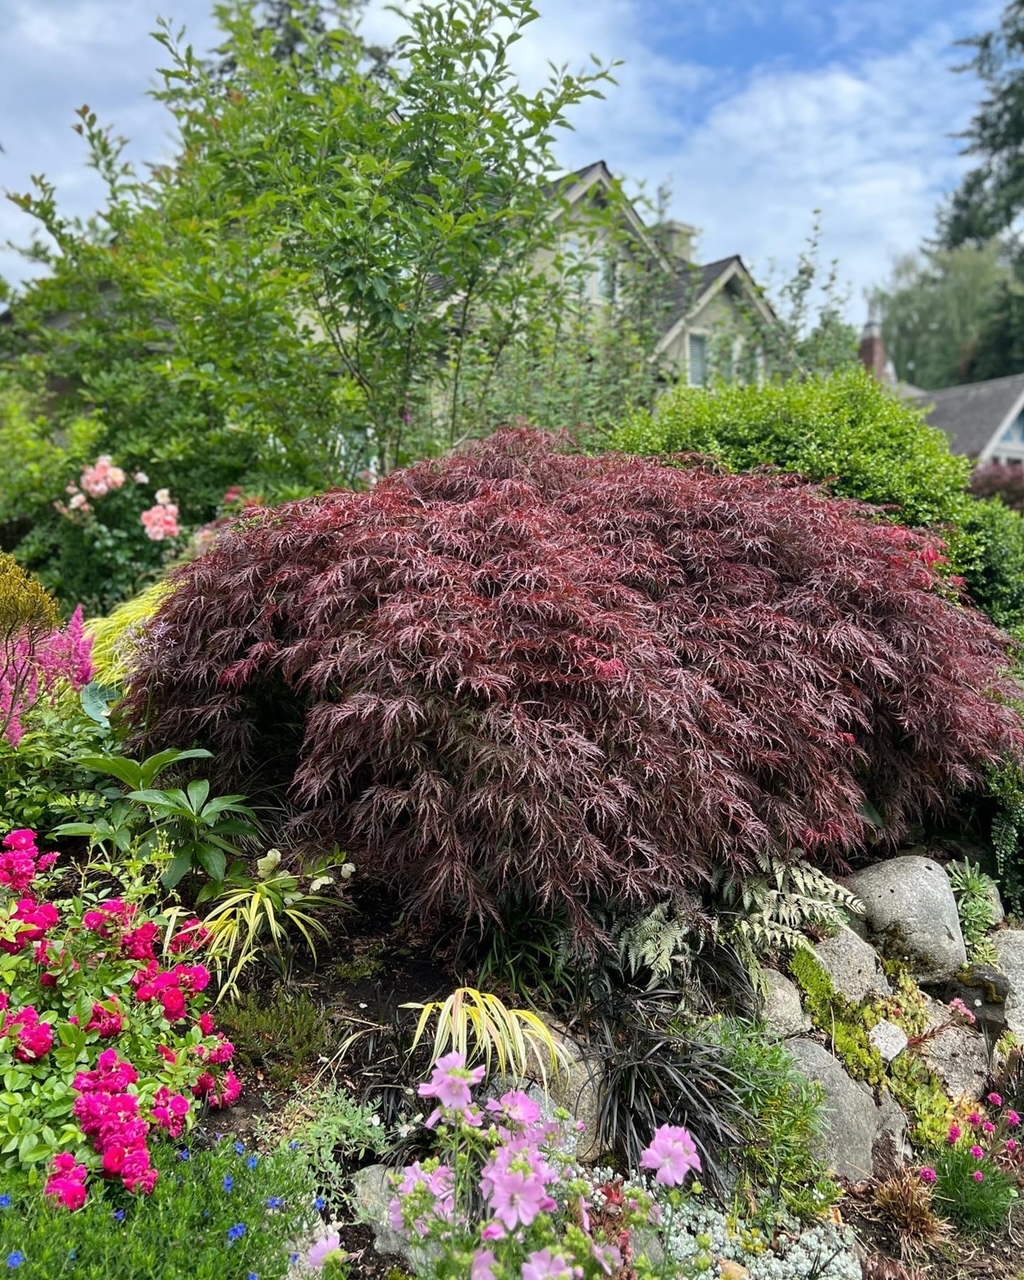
[125,430,1023,938]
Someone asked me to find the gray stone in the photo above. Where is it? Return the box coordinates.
[946,962,1011,1033]
[869,1019,908,1062]
[813,924,891,1004]
[994,930,1024,1035]
[349,1164,418,1265]
[786,1038,879,1181]
[873,1094,911,1180]
[760,968,811,1037]
[987,879,1006,927]
[919,995,990,1100]
[849,856,967,983]
[547,1032,603,1162]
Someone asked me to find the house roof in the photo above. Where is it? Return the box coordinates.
[913,373,1024,457]
[659,256,740,335]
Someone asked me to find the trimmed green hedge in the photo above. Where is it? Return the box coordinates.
[614,367,1024,629]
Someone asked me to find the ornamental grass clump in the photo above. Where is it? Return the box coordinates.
[125,429,1024,938]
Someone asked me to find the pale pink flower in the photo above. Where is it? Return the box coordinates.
[133,471,149,484]
[488,1168,553,1230]
[141,502,180,541]
[472,1249,497,1280]
[306,1231,342,1269]
[640,1124,701,1186]
[522,1248,581,1280]
[68,493,90,512]
[155,487,172,506]
[417,1051,485,1112]
[491,1090,543,1127]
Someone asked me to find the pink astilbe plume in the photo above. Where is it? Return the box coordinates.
[125,429,1024,939]
[0,606,94,746]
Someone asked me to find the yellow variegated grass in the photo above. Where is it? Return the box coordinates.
[404,987,572,1090]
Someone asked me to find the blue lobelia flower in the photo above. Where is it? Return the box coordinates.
[234,1141,245,1155]
[224,1175,234,1193]
[228,1223,247,1242]
[0,1197,10,1210]
[7,1253,24,1270]
[314,1196,326,1212]
[247,1154,258,1169]
[266,1196,285,1210]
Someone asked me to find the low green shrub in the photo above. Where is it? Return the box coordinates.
[217,989,333,1092]
[0,1136,315,1279]
[614,366,1024,628]
[712,1019,840,1221]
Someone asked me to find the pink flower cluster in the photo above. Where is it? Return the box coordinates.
[80,456,127,499]
[73,1050,163,1196]
[924,1095,1024,1188]
[141,488,180,541]
[1,1003,55,1062]
[45,1153,89,1211]
[0,607,93,746]
[0,829,243,1209]
[0,829,57,893]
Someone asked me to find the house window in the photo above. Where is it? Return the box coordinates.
[992,409,1024,463]
[688,333,708,386]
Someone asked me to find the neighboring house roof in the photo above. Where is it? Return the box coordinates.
[912,373,1024,458]
[655,255,777,357]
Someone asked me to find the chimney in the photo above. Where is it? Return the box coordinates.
[859,305,888,381]
[660,220,697,263]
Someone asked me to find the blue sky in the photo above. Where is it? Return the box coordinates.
[0,0,1005,319]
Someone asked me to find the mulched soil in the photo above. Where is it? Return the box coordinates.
[843,1182,1024,1280]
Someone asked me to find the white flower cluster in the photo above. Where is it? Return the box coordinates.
[665,1197,862,1280]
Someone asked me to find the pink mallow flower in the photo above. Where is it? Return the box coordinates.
[639,1124,702,1187]
[417,1051,486,1114]
[306,1231,342,1270]
[487,1168,554,1231]
[522,1248,581,1280]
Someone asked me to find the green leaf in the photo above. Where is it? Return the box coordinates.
[161,850,194,889]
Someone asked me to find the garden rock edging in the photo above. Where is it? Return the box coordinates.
[848,855,967,983]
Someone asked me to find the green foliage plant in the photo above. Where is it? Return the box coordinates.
[85,580,174,688]
[932,1139,1018,1233]
[711,857,864,968]
[199,849,347,999]
[711,1019,840,1222]
[55,747,261,888]
[948,858,999,963]
[0,697,116,837]
[216,988,332,1091]
[0,1136,316,1279]
[404,987,572,1088]
[614,364,1024,627]
[258,1081,390,1215]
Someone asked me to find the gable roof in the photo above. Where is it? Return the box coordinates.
[914,373,1024,458]
[655,255,776,356]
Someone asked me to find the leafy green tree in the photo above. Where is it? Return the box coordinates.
[2,0,632,605]
[706,217,858,383]
[941,0,1024,249]
[872,241,1011,388]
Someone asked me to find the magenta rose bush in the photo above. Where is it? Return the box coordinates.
[375,1051,710,1280]
[0,827,240,1206]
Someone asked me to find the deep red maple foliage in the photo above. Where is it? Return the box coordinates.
[125,430,1024,934]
